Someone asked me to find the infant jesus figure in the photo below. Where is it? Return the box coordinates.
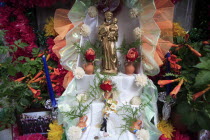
[108,18,118,41]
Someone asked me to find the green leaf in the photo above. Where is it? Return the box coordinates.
[194,70,210,86]
[19,98,30,106]
[8,66,17,76]
[194,57,210,70]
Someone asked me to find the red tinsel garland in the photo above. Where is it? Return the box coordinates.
[0,6,37,58]
[1,0,66,7]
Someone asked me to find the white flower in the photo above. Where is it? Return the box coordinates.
[133,27,143,39]
[107,99,113,104]
[110,103,117,110]
[88,6,98,18]
[80,24,91,37]
[135,74,148,87]
[130,96,141,105]
[76,93,87,102]
[135,129,150,140]
[58,104,71,112]
[130,8,139,18]
[73,67,85,79]
[67,126,82,140]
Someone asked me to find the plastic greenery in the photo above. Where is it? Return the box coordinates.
[117,104,144,135]
[75,40,102,61]
[62,101,92,120]
[117,39,141,56]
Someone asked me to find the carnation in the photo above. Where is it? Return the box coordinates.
[80,24,91,37]
[100,83,112,92]
[133,27,143,39]
[135,129,150,140]
[130,96,141,105]
[130,8,139,18]
[67,126,82,140]
[87,6,98,18]
[73,67,85,79]
[76,93,88,102]
[58,104,71,112]
[135,74,148,87]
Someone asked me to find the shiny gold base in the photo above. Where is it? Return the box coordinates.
[101,69,118,75]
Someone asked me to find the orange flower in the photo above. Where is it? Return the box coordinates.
[158,79,179,87]
[186,45,202,57]
[168,55,182,64]
[193,87,210,101]
[15,76,26,82]
[170,79,184,98]
[30,71,44,81]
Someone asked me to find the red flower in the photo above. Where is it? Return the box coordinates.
[100,80,112,92]
[126,48,139,62]
[85,48,96,62]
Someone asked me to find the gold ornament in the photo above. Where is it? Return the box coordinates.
[98,11,118,74]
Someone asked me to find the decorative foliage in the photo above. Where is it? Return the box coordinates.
[48,121,64,140]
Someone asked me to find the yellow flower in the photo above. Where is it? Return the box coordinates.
[157,120,175,139]
[44,17,57,37]
[173,22,187,37]
[48,121,64,140]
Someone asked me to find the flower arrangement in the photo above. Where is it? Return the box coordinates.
[118,39,141,61]
[154,22,210,132]
[118,104,144,135]
[85,48,96,62]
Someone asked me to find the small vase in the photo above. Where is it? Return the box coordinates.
[125,62,135,75]
[130,120,142,134]
[77,115,88,132]
[83,62,94,75]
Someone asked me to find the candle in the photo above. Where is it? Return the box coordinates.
[42,55,57,107]
[166,52,171,95]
